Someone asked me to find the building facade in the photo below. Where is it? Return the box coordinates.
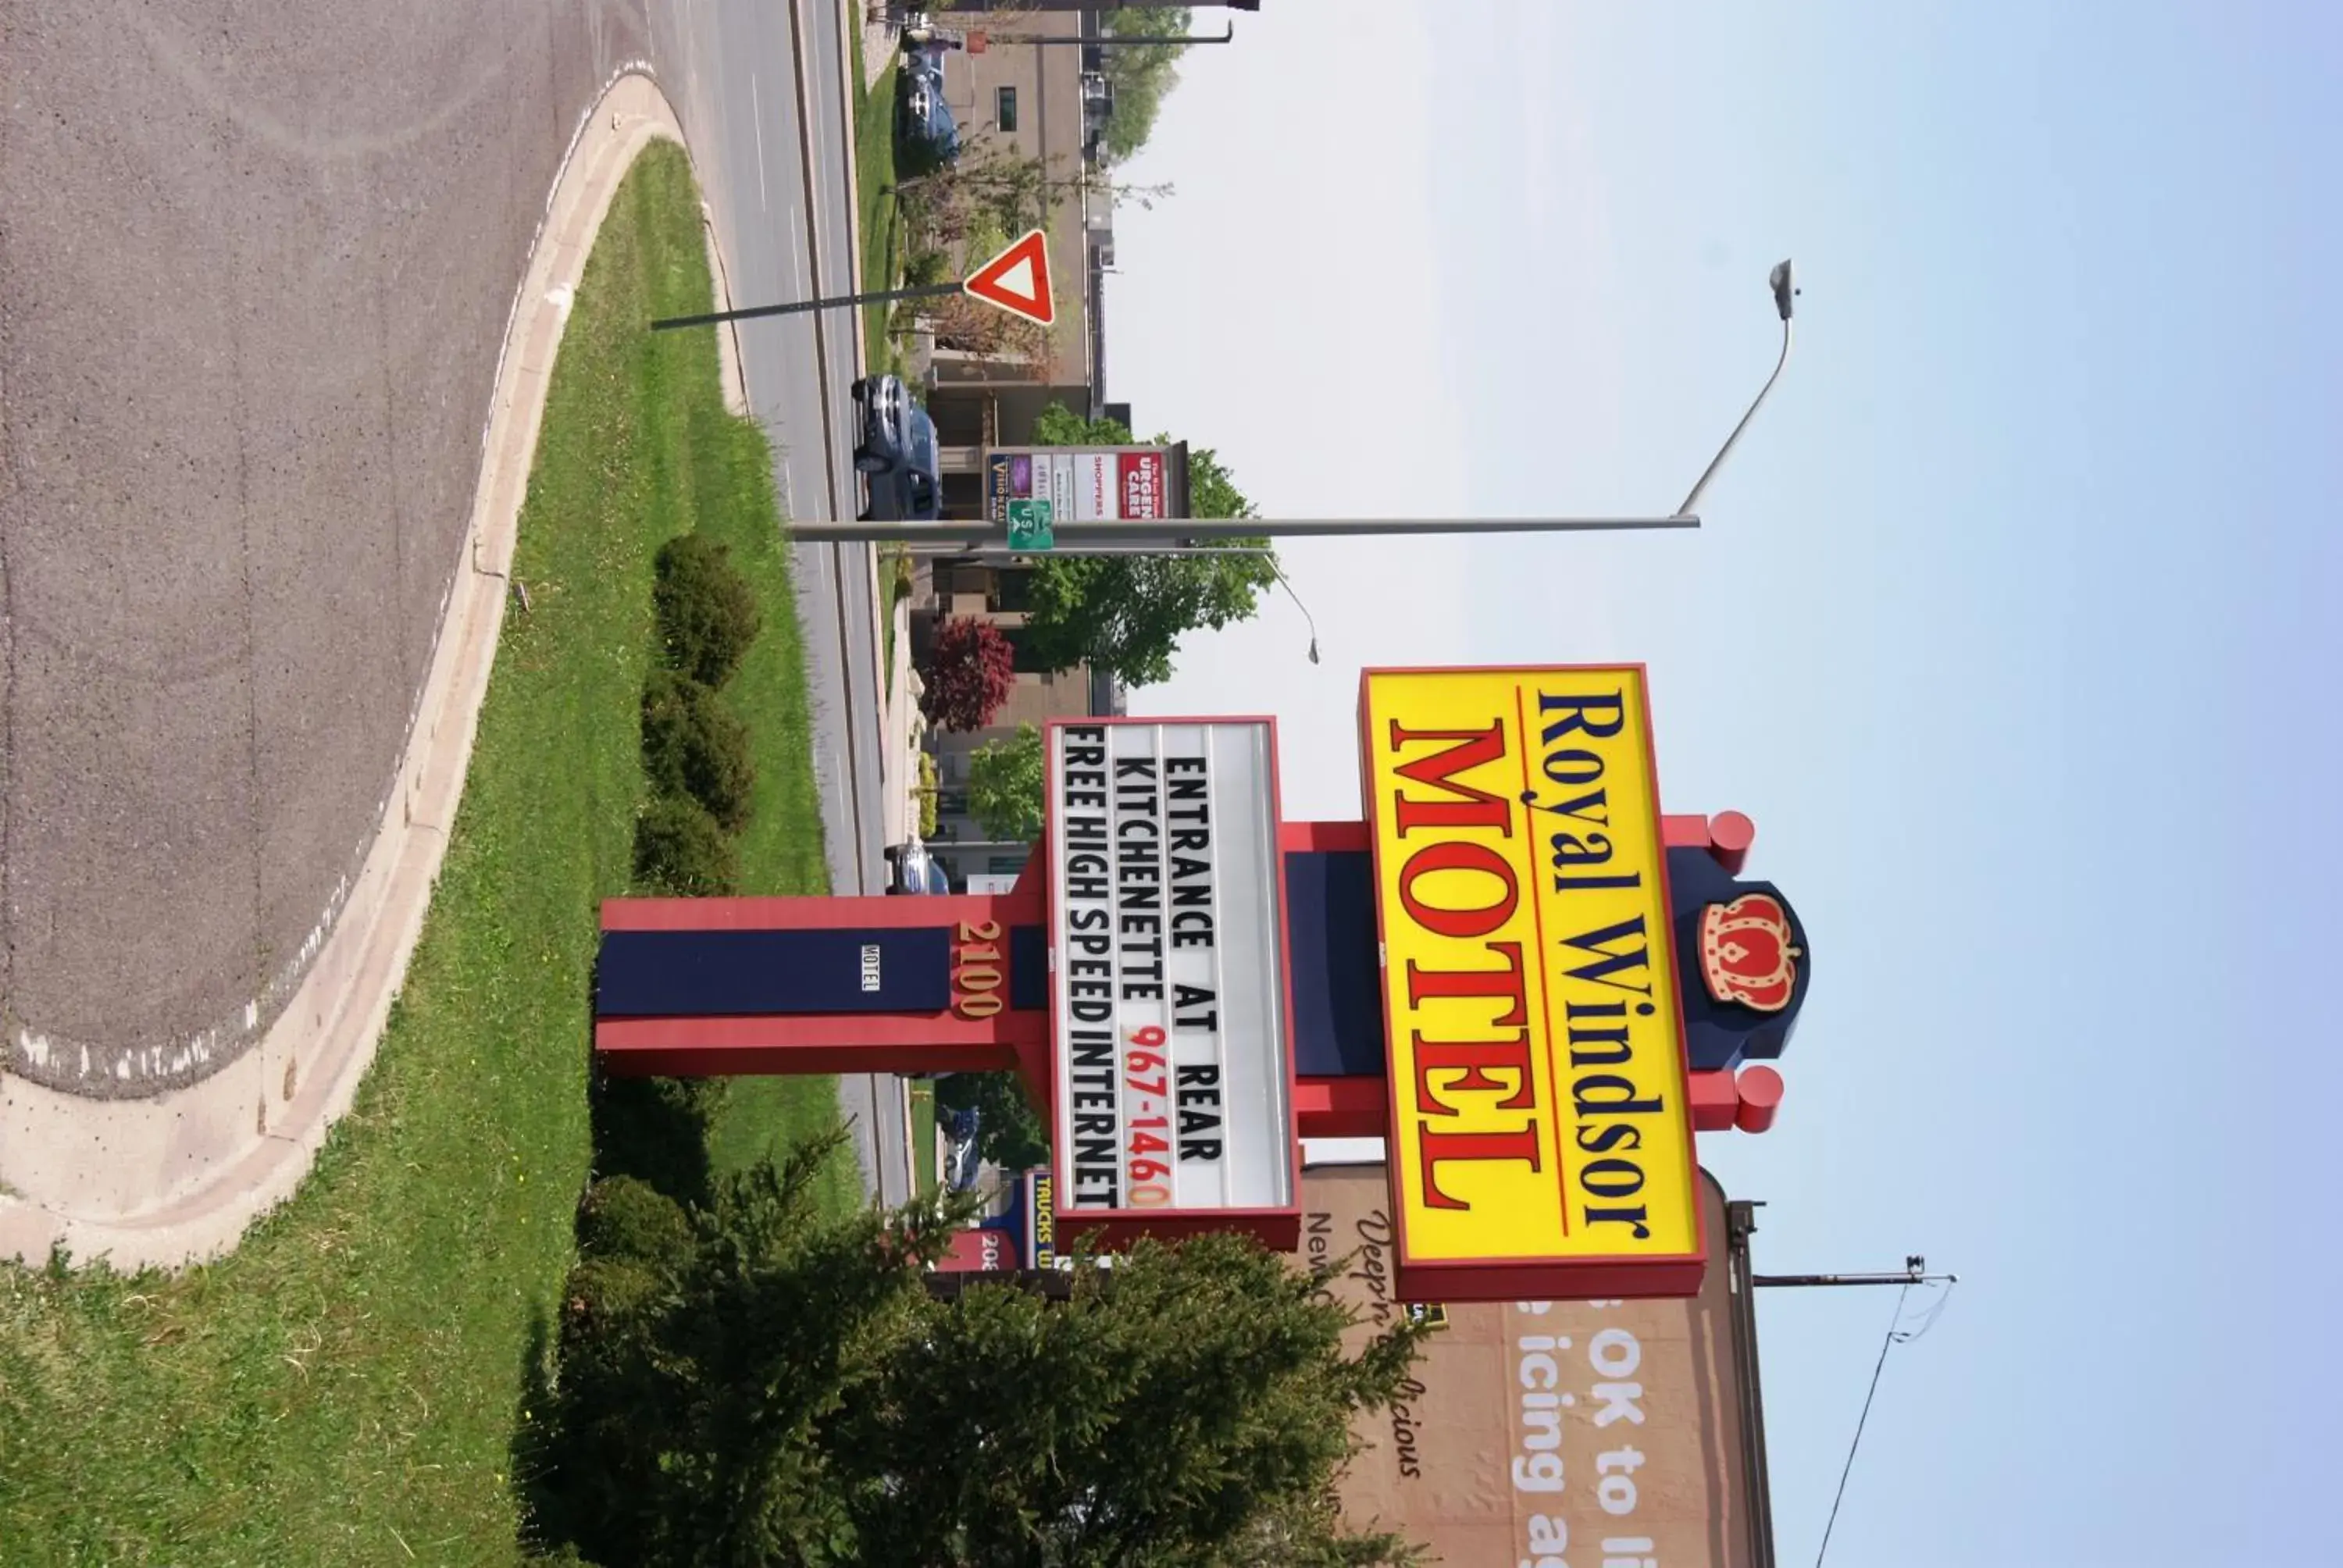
[915,561,1124,889]
[927,20,1119,512]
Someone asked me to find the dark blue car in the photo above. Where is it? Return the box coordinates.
[851,374,941,523]
[942,1104,982,1192]
[896,47,960,169]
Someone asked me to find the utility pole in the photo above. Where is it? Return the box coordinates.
[1753,1255,1959,1290]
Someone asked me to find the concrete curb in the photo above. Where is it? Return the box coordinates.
[0,73,694,1271]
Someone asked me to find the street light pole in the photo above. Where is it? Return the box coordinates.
[939,0,1256,9]
[982,26,1234,46]
[788,513,1706,544]
[1262,555,1321,665]
[1677,259,1799,517]
[789,259,1799,544]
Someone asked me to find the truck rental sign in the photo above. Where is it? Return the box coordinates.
[1359,666,1705,1299]
[1046,719,1297,1229]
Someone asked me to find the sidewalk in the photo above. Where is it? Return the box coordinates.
[0,73,699,1270]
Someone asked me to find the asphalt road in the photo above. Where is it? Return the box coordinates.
[663,0,907,1206]
[0,0,656,1094]
[2,0,908,1199]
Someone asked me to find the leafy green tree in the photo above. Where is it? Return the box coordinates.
[533,1131,973,1566]
[1022,405,1275,687]
[1099,7,1196,163]
[966,723,1047,842]
[836,1232,1432,1567]
[934,1069,1050,1174]
[533,1146,1433,1567]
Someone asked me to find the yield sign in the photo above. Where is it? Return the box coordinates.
[963,229,1054,327]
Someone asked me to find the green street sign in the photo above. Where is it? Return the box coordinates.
[1007,497,1055,551]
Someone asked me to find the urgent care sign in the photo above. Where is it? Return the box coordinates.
[1360,666,1704,1301]
[984,444,1186,525]
[1045,718,1299,1247]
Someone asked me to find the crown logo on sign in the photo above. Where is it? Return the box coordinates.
[1698,893,1801,1014]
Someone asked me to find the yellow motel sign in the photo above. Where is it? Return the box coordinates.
[1359,666,1704,1298]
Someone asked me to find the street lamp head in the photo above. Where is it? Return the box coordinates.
[1770,258,1799,322]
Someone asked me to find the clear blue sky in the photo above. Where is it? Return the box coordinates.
[1108,4,2343,1563]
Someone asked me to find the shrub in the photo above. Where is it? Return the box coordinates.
[917,615,1016,732]
[632,795,739,896]
[585,1069,729,1212]
[903,248,952,288]
[578,1175,694,1267]
[916,753,940,838]
[641,672,756,831]
[652,533,761,689]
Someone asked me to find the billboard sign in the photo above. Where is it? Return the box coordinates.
[1046,719,1297,1240]
[1359,666,1703,1300]
[1304,1162,1767,1568]
[986,444,1189,536]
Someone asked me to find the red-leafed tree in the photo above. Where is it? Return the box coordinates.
[918,616,1017,732]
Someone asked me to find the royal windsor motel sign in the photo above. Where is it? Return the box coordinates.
[1361,667,1705,1298]
[592,664,1810,1302]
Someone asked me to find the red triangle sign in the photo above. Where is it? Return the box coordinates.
[963,229,1054,327]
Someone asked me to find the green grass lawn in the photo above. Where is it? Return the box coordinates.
[853,29,905,378]
[909,1080,939,1192]
[0,141,844,1566]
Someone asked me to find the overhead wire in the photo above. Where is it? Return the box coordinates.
[1812,1278,1956,1568]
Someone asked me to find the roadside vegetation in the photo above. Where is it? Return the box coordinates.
[523,1163,1432,1567]
[1097,5,1200,162]
[852,27,907,380]
[0,141,842,1565]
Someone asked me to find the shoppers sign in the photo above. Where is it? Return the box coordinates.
[1303,1162,1770,1568]
[1360,666,1703,1299]
[985,444,1190,536]
[1047,719,1296,1228]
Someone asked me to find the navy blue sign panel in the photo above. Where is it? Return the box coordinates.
[1282,847,1811,1078]
[1283,850,1386,1080]
[1664,848,1811,1072]
[597,927,952,1018]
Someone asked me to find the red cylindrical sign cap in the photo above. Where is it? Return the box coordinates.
[1734,1064,1785,1133]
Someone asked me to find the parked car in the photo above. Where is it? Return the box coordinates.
[895,46,960,169]
[942,1105,983,1192]
[884,832,949,895]
[898,12,965,50]
[851,374,942,523]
